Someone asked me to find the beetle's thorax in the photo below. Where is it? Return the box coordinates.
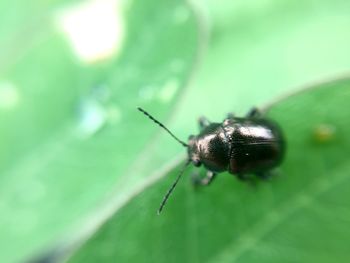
[188,123,231,173]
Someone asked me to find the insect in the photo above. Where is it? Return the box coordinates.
[138,107,286,214]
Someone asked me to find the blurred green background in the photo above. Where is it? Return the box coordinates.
[1,0,350,262]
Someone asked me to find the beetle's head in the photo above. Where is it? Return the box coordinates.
[188,123,231,173]
[188,135,201,167]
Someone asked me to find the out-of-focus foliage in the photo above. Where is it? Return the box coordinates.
[0,0,198,262]
[1,0,350,262]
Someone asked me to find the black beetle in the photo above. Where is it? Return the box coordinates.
[138,107,285,214]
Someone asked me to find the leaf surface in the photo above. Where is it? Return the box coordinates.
[69,77,350,263]
[0,0,198,262]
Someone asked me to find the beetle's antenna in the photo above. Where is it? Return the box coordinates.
[137,107,188,147]
[158,159,191,215]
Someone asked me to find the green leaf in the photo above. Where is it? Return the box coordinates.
[130,0,350,209]
[3,0,350,262]
[69,76,350,263]
[0,0,199,262]
[175,0,350,125]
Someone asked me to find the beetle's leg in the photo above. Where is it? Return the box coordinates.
[247,107,262,118]
[227,112,235,119]
[255,171,272,180]
[236,173,258,187]
[192,170,217,186]
[198,116,211,130]
[236,173,250,181]
[255,171,275,180]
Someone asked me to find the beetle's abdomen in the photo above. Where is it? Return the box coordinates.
[228,119,285,174]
